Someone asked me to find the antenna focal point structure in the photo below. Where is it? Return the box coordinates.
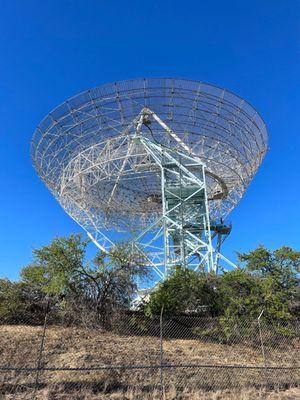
[31,78,268,282]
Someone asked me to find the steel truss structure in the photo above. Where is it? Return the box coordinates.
[132,108,236,277]
[31,78,268,282]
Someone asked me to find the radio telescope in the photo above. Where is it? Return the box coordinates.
[31,78,268,280]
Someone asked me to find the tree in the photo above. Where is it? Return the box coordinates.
[145,245,299,325]
[1,239,298,327]
[20,234,87,298]
[239,245,300,283]
[66,242,150,323]
[0,279,46,323]
[145,267,222,317]
[219,268,263,320]
[1,235,150,326]
[238,245,300,321]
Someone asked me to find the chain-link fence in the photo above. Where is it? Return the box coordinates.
[0,308,299,399]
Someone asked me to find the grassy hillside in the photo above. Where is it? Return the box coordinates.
[0,324,299,399]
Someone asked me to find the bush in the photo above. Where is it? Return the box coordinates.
[145,246,299,339]
[0,279,47,324]
[145,267,223,317]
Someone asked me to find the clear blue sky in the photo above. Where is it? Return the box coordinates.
[0,0,299,280]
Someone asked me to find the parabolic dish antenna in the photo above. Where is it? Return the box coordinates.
[31,78,268,279]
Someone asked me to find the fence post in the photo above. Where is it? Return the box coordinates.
[35,298,50,391]
[257,309,267,384]
[159,305,166,400]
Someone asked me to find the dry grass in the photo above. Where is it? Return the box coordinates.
[0,324,299,399]
[1,324,298,368]
[1,386,300,399]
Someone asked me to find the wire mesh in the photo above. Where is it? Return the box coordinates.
[0,308,298,399]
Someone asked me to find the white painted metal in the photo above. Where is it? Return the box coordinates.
[31,78,268,281]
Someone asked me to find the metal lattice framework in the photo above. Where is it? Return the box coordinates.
[31,78,268,278]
